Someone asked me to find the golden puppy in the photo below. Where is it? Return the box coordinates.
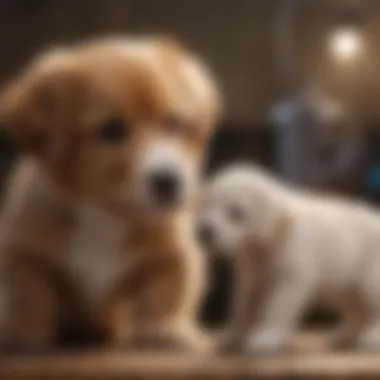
[0,36,220,353]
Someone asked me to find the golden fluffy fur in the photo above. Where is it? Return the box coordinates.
[0,36,220,353]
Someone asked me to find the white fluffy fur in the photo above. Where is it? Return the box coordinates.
[68,205,131,304]
[201,163,380,353]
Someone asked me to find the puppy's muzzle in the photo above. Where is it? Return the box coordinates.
[147,169,182,206]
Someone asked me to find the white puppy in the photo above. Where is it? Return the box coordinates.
[197,163,380,354]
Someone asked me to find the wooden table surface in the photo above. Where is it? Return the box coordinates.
[1,333,380,379]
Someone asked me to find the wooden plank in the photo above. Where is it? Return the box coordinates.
[1,333,379,379]
[3,351,380,379]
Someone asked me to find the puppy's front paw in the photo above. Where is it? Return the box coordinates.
[246,330,285,355]
[184,327,217,354]
[132,325,215,353]
[329,329,357,351]
[356,326,380,351]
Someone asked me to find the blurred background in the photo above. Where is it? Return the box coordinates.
[0,0,379,331]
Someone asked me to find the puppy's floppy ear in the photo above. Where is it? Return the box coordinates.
[151,35,189,59]
[153,35,223,126]
[0,49,75,155]
[0,73,46,153]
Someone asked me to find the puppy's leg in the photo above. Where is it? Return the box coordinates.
[356,317,380,350]
[221,258,268,354]
[353,262,380,350]
[108,296,135,348]
[0,253,59,354]
[221,275,255,354]
[330,294,368,350]
[247,276,311,354]
[131,250,208,352]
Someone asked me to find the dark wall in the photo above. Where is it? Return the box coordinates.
[206,124,276,174]
[2,1,380,123]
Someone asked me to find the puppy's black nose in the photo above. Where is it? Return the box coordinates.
[197,223,215,246]
[148,170,180,204]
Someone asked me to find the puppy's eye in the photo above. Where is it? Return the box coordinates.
[98,118,126,143]
[227,205,247,223]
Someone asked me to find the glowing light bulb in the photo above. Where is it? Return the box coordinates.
[329,27,363,61]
